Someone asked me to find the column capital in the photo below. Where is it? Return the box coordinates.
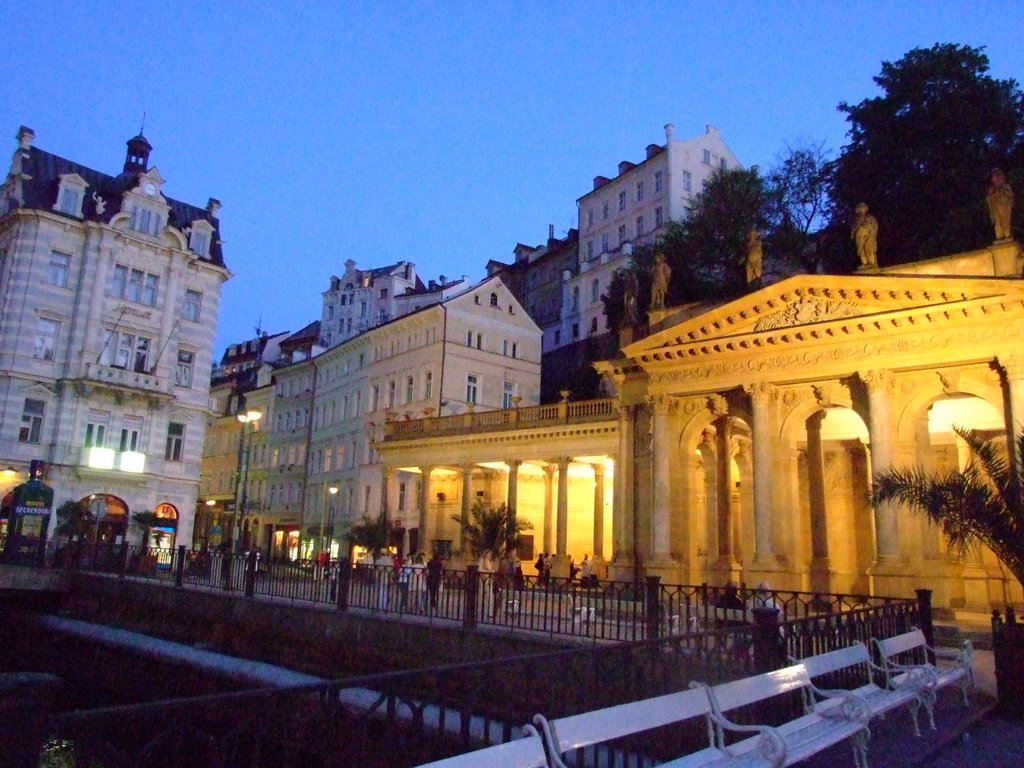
[419,464,435,475]
[707,394,729,417]
[860,369,895,394]
[460,463,473,476]
[506,459,522,472]
[592,462,606,479]
[556,456,571,470]
[743,382,777,405]
[1001,354,1024,382]
[647,394,675,415]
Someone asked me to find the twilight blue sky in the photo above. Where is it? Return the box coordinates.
[2,1,1023,355]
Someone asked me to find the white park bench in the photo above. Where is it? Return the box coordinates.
[870,628,973,731]
[410,724,548,768]
[671,664,871,768]
[533,685,721,767]
[534,663,869,768]
[794,641,928,737]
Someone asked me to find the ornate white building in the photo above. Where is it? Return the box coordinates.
[0,126,228,549]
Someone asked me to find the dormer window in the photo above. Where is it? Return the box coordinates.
[129,205,161,236]
[188,219,213,257]
[53,173,87,218]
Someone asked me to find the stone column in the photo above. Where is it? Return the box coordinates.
[746,383,776,562]
[460,464,473,554]
[592,463,605,561]
[556,457,570,557]
[806,411,828,563]
[862,369,898,559]
[1000,355,1024,477]
[418,465,433,547]
[543,465,555,553]
[506,459,521,514]
[613,405,635,566]
[715,416,734,562]
[649,396,673,561]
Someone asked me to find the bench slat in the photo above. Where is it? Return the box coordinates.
[412,729,548,768]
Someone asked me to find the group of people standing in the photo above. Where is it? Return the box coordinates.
[359,549,445,614]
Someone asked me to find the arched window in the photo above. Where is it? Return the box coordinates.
[489,292,499,307]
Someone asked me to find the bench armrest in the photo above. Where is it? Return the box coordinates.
[808,683,872,723]
[884,660,940,690]
[693,683,789,767]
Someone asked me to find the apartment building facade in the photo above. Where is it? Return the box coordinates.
[0,126,228,549]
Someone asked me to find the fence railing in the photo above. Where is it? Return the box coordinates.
[2,597,927,768]
[25,541,927,648]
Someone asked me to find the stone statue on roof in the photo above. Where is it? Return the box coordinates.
[741,228,763,286]
[650,251,671,310]
[622,270,639,327]
[851,202,878,268]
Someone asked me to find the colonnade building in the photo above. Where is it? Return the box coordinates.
[378,241,1024,611]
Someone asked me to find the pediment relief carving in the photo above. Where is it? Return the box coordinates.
[753,296,861,331]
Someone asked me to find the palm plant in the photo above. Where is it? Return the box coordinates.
[872,427,1024,587]
[452,501,533,558]
[131,510,162,552]
[54,499,93,541]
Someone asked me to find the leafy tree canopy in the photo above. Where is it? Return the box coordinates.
[765,140,835,274]
[347,512,390,558]
[830,43,1024,266]
[602,168,772,330]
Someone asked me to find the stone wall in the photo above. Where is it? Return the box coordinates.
[63,575,569,679]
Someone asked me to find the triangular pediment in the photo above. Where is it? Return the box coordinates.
[622,272,1024,363]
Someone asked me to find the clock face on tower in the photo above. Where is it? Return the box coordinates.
[144,182,157,196]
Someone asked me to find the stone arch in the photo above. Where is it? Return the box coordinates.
[893,367,1004,445]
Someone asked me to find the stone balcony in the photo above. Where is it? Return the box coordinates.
[383,397,617,441]
[83,362,172,397]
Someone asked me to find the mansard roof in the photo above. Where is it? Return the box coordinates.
[11,143,225,268]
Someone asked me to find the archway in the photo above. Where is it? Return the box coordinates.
[78,494,129,544]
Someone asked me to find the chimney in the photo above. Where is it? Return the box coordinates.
[665,123,675,142]
[439,274,446,285]
[16,126,35,151]
[207,198,222,218]
[549,224,555,240]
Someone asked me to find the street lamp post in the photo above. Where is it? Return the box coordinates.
[327,485,338,556]
[318,483,339,556]
[235,409,261,550]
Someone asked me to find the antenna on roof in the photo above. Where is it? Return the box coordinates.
[139,111,146,136]
[254,315,263,337]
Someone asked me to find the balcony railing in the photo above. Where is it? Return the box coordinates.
[384,397,617,440]
[84,361,170,395]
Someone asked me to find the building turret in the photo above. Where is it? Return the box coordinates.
[123,133,152,174]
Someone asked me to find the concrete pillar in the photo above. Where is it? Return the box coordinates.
[862,369,898,559]
[747,384,776,562]
[592,463,605,561]
[715,417,734,562]
[543,465,555,553]
[460,464,472,554]
[506,459,521,514]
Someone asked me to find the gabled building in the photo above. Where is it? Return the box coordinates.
[0,125,228,548]
[249,273,542,561]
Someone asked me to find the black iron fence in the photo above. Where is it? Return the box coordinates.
[4,596,929,768]
[26,540,927,646]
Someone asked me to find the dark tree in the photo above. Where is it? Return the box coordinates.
[678,166,770,297]
[766,140,834,274]
[601,169,770,330]
[830,43,1024,266]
